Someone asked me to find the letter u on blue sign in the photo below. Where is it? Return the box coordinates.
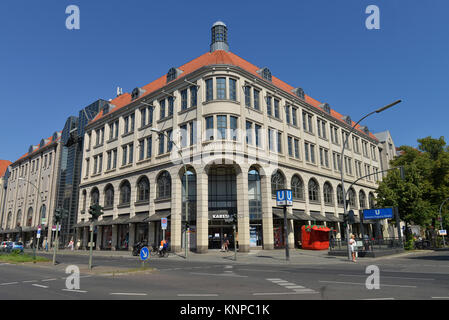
[286,190,292,201]
[277,191,285,201]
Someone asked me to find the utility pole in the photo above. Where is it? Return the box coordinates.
[88,204,103,270]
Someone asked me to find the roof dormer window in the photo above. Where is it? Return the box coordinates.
[292,87,305,100]
[257,67,272,82]
[342,115,352,126]
[319,103,331,114]
[131,87,146,101]
[167,67,183,83]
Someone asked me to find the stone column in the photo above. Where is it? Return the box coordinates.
[261,174,274,250]
[287,208,295,249]
[236,165,250,253]
[96,226,103,250]
[196,168,209,253]
[82,226,88,250]
[128,223,135,251]
[111,224,118,251]
[170,167,182,253]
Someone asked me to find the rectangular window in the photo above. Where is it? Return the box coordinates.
[229,79,237,101]
[274,99,280,118]
[285,105,291,124]
[253,89,260,110]
[342,131,350,150]
[168,97,174,116]
[190,86,197,107]
[331,125,339,144]
[320,147,329,167]
[129,143,134,164]
[371,145,377,160]
[288,136,293,156]
[217,115,227,140]
[166,130,172,152]
[244,86,251,108]
[294,139,300,159]
[107,151,112,170]
[206,116,214,140]
[255,124,262,147]
[246,121,253,145]
[98,153,103,173]
[160,100,166,120]
[181,89,188,110]
[141,108,147,127]
[277,131,282,153]
[303,112,313,133]
[85,159,89,177]
[216,77,226,100]
[292,108,298,126]
[93,156,98,174]
[333,152,341,172]
[122,146,127,166]
[206,79,213,101]
[310,144,315,163]
[139,140,145,161]
[190,121,197,145]
[304,142,310,162]
[180,124,188,147]
[112,149,117,169]
[317,119,326,139]
[266,96,272,116]
[148,108,153,125]
[362,141,369,157]
[268,129,274,151]
[158,133,165,155]
[353,136,360,153]
[230,116,238,141]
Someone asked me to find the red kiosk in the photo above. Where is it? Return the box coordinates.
[301,225,332,250]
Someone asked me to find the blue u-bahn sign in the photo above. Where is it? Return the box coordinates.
[276,189,293,207]
[363,208,394,220]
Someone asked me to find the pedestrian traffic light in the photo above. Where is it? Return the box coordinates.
[54,208,68,224]
[88,204,104,221]
[348,210,355,225]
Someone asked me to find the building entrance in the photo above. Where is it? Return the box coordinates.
[208,226,234,249]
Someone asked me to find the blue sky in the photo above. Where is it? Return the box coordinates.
[1,0,448,162]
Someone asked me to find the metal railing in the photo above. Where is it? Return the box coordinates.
[329,237,404,252]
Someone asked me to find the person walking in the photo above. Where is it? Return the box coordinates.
[349,234,357,262]
[68,238,74,251]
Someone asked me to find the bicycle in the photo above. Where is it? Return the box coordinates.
[149,245,169,258]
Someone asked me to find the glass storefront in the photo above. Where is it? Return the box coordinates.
[135,223,148,243]
[102,226,112,249]
[117,224,129,250]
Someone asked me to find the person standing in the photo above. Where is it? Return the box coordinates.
[349,234,357,262]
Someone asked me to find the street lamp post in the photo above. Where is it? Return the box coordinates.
[340,100,401,261]
[151,128,189,259]
[18,178,44,262]
[438,198,449,247]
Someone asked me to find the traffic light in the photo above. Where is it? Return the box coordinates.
[88,204,104,221]
[54,208,68,224]
[348,210,355,225]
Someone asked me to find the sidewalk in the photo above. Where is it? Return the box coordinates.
[26,248,359,265]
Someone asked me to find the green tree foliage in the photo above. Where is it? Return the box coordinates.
[376,136,449,232]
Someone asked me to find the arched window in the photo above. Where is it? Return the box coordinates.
[120,181,131,205]
[291,175,304,200]
[40,204,47,220]
[308,179,320,202]
[248,168,262,221]
[137,176,150,202]
[323,182,333,205]
[27,207,33,227]
[90,188,99,205]
[16,210,22,227]
[337,185,344,206]
[359,190,367,209]
[348,188,356,208]
[271,170,285,196]
[104,184,114,207]
[157,171,171,199]
[369,192,376,209]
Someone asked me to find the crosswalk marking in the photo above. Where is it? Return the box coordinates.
[266,278,317,294]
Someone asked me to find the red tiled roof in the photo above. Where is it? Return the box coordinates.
[0,160,11,178]
[91,50,378,141]
[13,132,62,166]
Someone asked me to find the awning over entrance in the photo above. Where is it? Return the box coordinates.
[112,215,130,225]
[96,216,114,226]
[292,209,312,221]
[145,210,170,222]
[310,212,330,222]
[326,213,342,222]
[272,208,296,220]
[125,213,149,224]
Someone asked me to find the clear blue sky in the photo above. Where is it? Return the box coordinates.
[1,0,448,162]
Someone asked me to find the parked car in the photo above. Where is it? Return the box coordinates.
[11,242,24,253]
[1,241,11,252]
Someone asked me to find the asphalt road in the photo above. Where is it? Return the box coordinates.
[0,250,448,300]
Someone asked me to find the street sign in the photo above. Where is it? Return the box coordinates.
[161,218,168,230]
[363,208,394,220]
[276,189,293,207]
[37,229,41,239]
[439,230,447,236]
[140,247,149,261]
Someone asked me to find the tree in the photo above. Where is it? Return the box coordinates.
[376,136,449,239]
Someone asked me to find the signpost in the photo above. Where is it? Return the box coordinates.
[161,217,167,243]
[362,208,394,220]
[276,189,293,261]
[140,246,149,269]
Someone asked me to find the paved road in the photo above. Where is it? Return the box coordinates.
[1,250,448,300]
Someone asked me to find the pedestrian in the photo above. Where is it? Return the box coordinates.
[349,234,357,262]
[68,238,74,251]
[223,234,230,252]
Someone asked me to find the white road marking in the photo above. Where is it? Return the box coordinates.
[62,289,87,293]
[431,297,449,299]
[277,282,297,286]
[110,293,147,296]
[32,284,49,288]
[253,292,319,296]
[285,285,306,289]
[266,278,283,281]
[41,278,58,282]
[177,294,219,297]
[338,274,435,281]
[362,298,395,300]
[190,272,248,278]
[319,280,417,288]
[22,280,38,283]
[0,282,18,286]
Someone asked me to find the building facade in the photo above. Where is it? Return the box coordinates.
[1,132,62,246]
[56,100,105,246]
[76,22,388,253]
